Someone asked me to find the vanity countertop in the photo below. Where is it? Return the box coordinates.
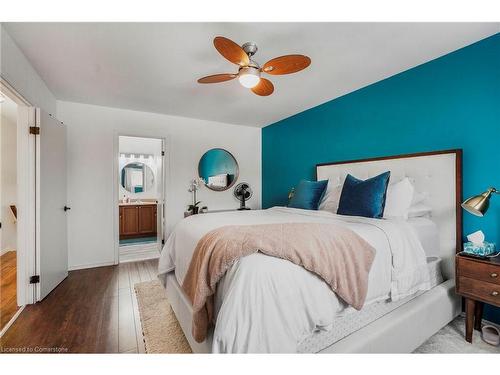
[119,201,158,206]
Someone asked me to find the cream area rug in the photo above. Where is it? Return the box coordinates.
[134,280,499,354]
[414,316,499,353]
[134,280,192,353]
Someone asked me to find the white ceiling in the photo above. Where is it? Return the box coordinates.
[3,23,498,127]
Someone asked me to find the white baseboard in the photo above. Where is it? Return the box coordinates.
[68,260,116,271]
[0,305,25,338]
[68,244,160,270]
[119,242,160,263]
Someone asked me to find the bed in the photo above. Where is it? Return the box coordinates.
[158,149,462,353]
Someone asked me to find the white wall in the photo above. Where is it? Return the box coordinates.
[0,25,56,255]
[1,111,18,254]
[57,101,262,270]
[0,25,56,113]
[0,23,56,257]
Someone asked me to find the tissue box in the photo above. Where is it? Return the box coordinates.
[463,241,496,257]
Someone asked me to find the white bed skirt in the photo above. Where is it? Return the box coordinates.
[165,272,212,353]
[319,278,460,353]
[164,272,460,353]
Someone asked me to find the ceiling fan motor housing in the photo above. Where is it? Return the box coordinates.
[242,42,258,57]
[238,65,260,76]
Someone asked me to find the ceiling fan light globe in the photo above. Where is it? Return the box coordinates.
[238,74,260,88]
[238,67,260,88]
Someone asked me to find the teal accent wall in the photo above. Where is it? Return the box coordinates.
[262,33,500,323]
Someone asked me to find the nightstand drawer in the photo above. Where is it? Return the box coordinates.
[457,256,500,285]
[458,276,500,306]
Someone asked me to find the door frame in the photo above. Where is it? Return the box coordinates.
[0,78,36,309]
[112,131,170,264]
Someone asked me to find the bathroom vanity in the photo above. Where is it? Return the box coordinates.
[119,202,157,240]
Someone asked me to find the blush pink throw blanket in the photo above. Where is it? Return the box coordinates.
[182,222,376,343]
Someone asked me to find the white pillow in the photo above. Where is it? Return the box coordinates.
[407,204,432,218]
[412,190,429,205]
[318,179,343,213]
[384,177,415,219]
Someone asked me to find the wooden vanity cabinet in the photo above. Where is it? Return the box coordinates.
[138,205,156,234]
[119,204,157,239]
[121,205,139,236]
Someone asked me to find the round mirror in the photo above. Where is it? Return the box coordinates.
[121,162,155,194]
[198,148,239,191]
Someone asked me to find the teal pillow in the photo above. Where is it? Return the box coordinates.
[337,172,391,218]
[288,180,328,210]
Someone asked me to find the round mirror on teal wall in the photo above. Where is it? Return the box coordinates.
[198,148,239,191]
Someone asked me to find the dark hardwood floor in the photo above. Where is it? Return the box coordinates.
[1,251,19,330]
[0,259,158,353]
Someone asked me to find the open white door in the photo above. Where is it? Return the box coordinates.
[35,108,68,300]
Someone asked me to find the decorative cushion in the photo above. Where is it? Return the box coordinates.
[384,177,415,219]
[288,179,329,210]
[337,172,391,218]
[318,178,344,213]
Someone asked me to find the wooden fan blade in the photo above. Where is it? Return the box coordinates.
[213,36,250,66]
[262,55,311,75]
[251,78,274,96]
[197,74,237,84]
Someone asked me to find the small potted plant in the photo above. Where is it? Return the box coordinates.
[187,178,204,215]
[188,201,202,215]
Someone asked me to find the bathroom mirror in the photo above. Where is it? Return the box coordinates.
[121,162,155,194]
[198,148,239,191]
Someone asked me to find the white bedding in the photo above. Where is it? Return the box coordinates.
[158,207,435,353]
[408,217,440,258]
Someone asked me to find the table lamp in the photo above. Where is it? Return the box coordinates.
[462,187,499,217]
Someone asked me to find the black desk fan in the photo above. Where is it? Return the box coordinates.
[233,182,252,210]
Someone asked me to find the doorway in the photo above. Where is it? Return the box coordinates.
[1,79,69,338]
[117,136,165,263]
[0,92,19,331]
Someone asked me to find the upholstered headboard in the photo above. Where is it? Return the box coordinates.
[316,150,462,279]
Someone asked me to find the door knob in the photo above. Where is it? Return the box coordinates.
[64,206,71,211]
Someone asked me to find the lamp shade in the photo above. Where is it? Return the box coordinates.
[461,188,496,217]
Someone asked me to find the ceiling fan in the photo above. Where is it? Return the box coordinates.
[197,36,311,96]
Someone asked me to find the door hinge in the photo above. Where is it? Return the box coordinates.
[161,239,165,245]
[161,151,165,156]
[29,275,40,284]
[29,126,40,135]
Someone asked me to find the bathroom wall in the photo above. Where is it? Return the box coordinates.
[119,136,163,201]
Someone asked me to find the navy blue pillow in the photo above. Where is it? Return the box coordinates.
[288,179,328,210]
[337,172,391,218]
